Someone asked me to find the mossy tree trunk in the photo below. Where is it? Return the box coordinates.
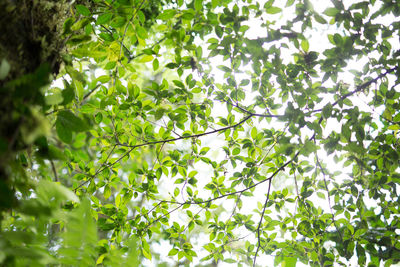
[0,0,72,214]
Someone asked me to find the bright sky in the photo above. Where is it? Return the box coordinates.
[50,0,399,266]
[147,1,399,266]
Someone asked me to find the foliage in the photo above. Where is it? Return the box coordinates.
[1,0,400,266]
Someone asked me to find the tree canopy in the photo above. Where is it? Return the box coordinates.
[1,0,400,266]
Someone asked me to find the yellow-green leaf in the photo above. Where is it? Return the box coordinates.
[301,39,309,52]
[139,55,154,63]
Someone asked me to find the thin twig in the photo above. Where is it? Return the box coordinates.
[141,203,184,233]
[310,67,398,114]
[82,84,102,102]
[111,0,147,87]
[128,36,167,62]
[219,95,283,119]
[315,151,343,243]
[50,159,58,182]
[74,144,116,192]
[147,201,164,216]
[226,192,242,223]
[74,115,253,191]
[116,115,253,148]
[181,206,205,234]
[152,150,301,206]
[293,168,300,216]
[253,179,272,267]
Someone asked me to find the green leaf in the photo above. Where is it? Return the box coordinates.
[282,257,297,267]
[266,6,282,14]
[96,254,106,265]
[153,58,159,71]
[95,112,103,124]
[301,39,309,52]
[232,147,240,155]
[57,110,90,132]
[194,0,203,11]
[56,119,72,143]
[314,13,327,24]
[286,0,295,7]
[45,89,63,105]
[157,9,177,20]
[61,84,75,105]
[76,4,91,16]
[251,127,257,139]
[355,125,365,142]
[0,59,10,80]
[97,75,110,83]
[142,241,152,260]
[139,55,153,63]
[81,103,97,113]
[388,124,400,130]
[136,25,147,39]
[96,13,113,25]
[324,7,339,16]
[37,180,79,204]
[168,248,179,256]
[322,103,332,118]
[104,185,111,199]
[173,80,185,88]
[74,80,84,101]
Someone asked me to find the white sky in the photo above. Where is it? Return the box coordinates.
[146,0,399,266]
[50,0,399,266]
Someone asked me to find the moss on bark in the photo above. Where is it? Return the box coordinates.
[0,0,72,80]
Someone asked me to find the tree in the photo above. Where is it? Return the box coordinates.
[1,0,399,266]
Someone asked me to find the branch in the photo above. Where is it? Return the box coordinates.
[315,151,343,243]
[128,36,167,62]
[311,66,398,114]
[141,203,184,233]
[228,100,283,119]
[74,115,253,191]
[117,0,146,61]
[116,114,254,148]
[137,149,301,233]
[293,168,300,215]
[158,149,301,207]
[50,159,58,182]
[82,83,101,102]
[226,192,242,223]
[74,144,116,192]
[145,200,165,217]
[253,178,272,267]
